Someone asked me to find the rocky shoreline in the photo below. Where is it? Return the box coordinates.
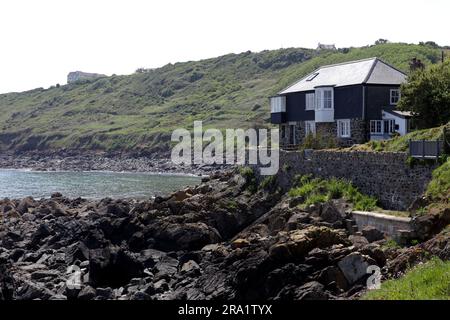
[0,154,228,175]
[0,170,448,300]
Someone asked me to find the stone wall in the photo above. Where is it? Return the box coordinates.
[351,211,412,241]
[273,150,436,210]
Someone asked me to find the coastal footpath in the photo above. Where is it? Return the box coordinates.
[0,169,448,300]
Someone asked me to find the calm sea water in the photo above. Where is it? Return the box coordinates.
[0,169,201,200]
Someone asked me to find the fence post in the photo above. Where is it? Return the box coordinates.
[422,139,425,159]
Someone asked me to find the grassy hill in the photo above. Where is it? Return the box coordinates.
[0,43,444,155]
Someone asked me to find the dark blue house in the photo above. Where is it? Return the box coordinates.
[270,57,411,148]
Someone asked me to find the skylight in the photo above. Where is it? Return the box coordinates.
[306,73,319,81]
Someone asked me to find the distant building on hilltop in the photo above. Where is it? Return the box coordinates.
[67,71,106,84]
[317,43,337,51]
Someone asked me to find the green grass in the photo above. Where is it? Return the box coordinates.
[362,258,450,300]
[426,159,450,201]
[0,43,444,154]
[288,176,379,211]
[239,166,257,193]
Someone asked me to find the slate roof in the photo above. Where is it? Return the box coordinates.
[279,57,407,94]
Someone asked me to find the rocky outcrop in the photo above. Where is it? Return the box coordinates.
[0,170,448,300]
[67,71,106,84]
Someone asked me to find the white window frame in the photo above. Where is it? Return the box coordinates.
[270,96,286,113]
[305,121,316,136]
[337,119,351,138]
[315,87,334,110]
[390,89,400,105]
[370,120,382,134]
[305,93,315,110]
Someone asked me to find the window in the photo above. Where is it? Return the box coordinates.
[315,88,333,110]
[270,96,286,113]
[337,119,351,138]
[289,124,296,145]
[383,119,395,133]
[306,73,319,81]
[305,121,316,136]
[305,93,315,110]
[390,89,400,105]
[371,119,396,135]
[370,120,382,134]
[323,90,332,109]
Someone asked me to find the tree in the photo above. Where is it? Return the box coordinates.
[375,39,388,45]
[398,60,450,129]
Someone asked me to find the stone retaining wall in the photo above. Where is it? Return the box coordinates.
[272,150,436,210]
[351,211,412,241]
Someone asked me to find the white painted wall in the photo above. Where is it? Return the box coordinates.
[382,111,409,136]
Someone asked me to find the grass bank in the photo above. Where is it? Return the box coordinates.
[362,258,450,300]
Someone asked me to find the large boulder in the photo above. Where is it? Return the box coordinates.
[337,252,373,285]
[320,203,343,223]
[269,226,350,261]
[148,222,222,251]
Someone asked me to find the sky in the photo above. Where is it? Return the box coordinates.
[0,0,448,94]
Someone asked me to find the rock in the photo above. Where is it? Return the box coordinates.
[153,279,169,293]
[287,212,310,230]
[318,266,349,291]
[78,285,96,300]
[348,235,369,248]
[31,270,60,280]
[65,242,89,265]
[17,197,35,214]
[231,238,250,249]
[360,244,386,267]
[294,281,328,300]
[172,190,192,202]
[361,226,384,242]
[16,280,54,300]
[180,260,201,276]
[149,222,222,251]
[51,192,63,198]
[0,260,14,300]
[337,252,371,285]
[96,287,113,299]
[269,226,350,261]
[153,256,178,280]
[89,247,143,288]
[130,291,151,300]
[30,224,52,247]
[320,203,342,223]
